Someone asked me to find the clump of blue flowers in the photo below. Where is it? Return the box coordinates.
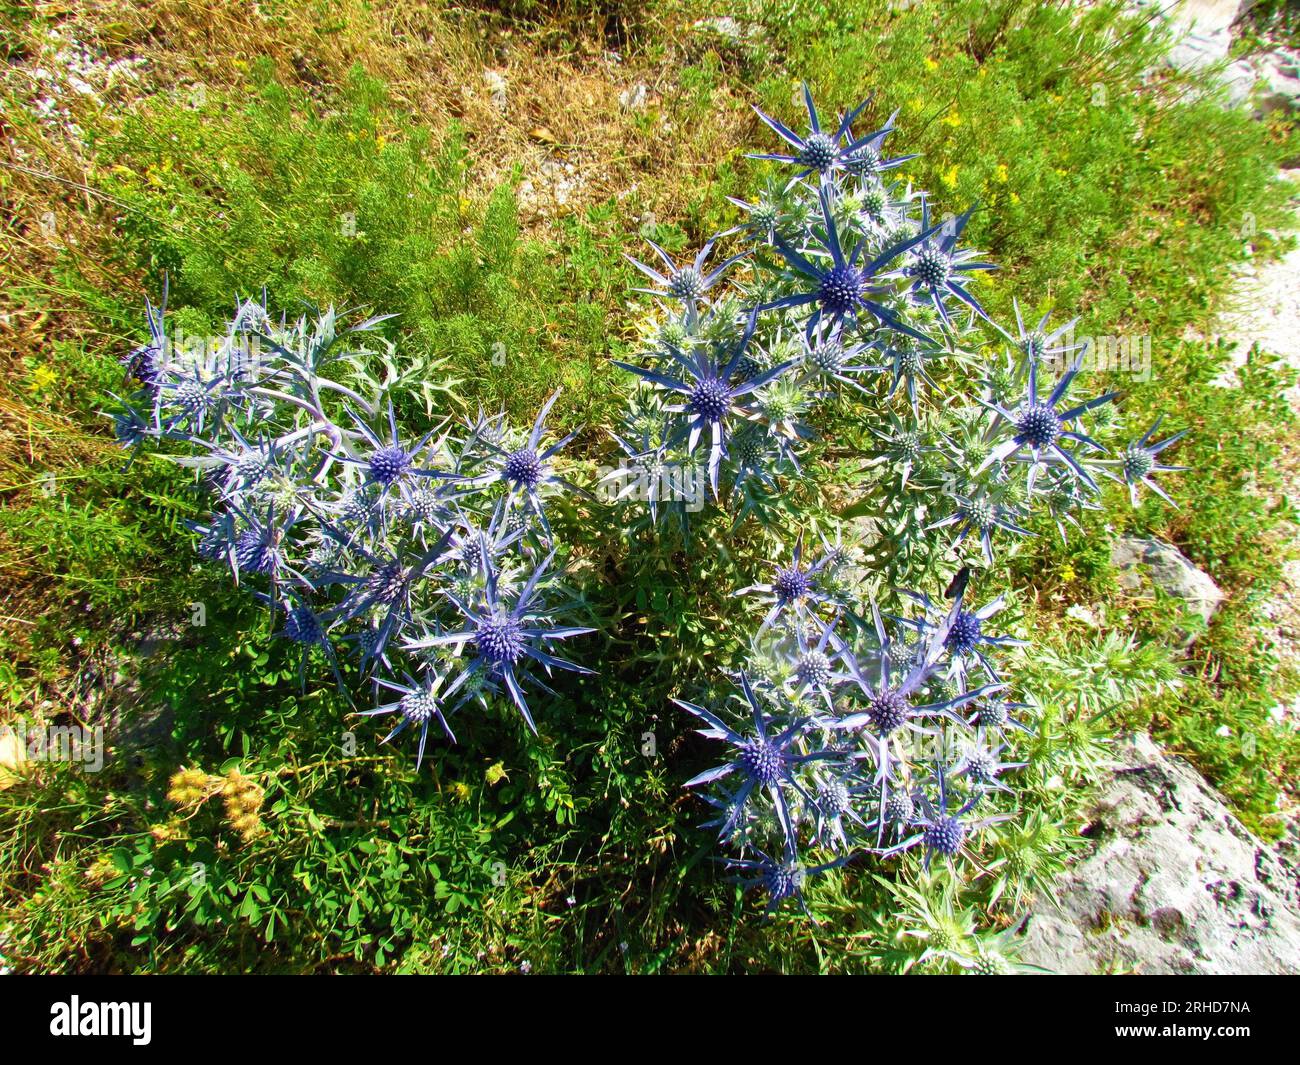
[110,290,594,765]
[608,87,1187,914]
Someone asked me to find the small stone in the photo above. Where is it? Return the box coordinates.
[1111,537,1225,644]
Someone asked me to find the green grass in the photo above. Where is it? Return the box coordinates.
[2,0,1298,972]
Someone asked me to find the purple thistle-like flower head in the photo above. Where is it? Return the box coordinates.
[817,777,851,816]
[475,611,525,667]
[502,447,543,489]
[367,559,407,604]
[962,749,997,785]
[669,266,705,301]
[283,604,325,645]
[739,737,784,786]
[923,814,965,856]
[977,700,1008,729]
[945,611,983,656]
[399,688,438,725]
[1120,443,1155,482]
[368,445,412,486]
[688,378,732,422]
[235,528,276,575]
[796,649,832,688]
[884,787,915,824]
[1016,403,1062,448]
[910,246,950,287]
[798,132,839,173]
[772,565,813,603]
[764,861,805,902]
[867,688,909,734]
[818,263,865,315]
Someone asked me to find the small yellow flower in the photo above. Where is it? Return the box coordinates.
[995,163,1009,183]
[940,164,960,188]
[484,761,509,787]
[29,364,57,393]
[451,781,472,803]
[1060,563,1077,583]
[924,56,939,71]
[941,112,962,127]
[1010,191,1021,204]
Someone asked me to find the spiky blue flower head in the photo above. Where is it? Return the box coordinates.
[910,245,951,288]
[688,379,731,422]
[366,558,408,604]
[1120,442,1155,482]
[502,447,543,488]
[283,603,326,645]
[749,85,913,186]
[976,699,1008,730]
[406,547,594,733]
[626,239,747,317]
[475,610,525,667]
[795,649,833,689]
[818,262,866,316]
[369,445,412,486]
[1015,403,1062,448]
[400,687,438,725]
[113,408,149,448]
[1104,415,1188,507]
[817,777,852,816]
[669,266,705,301]
[405,487,442,525]
[945,611,983,656]
[884,787,915,825]
[773,564,813,603]
[235,527,277,575]
[866,688,910,734]
[764,860,806,902]
[924,815,966,856]
[740,736,785,786]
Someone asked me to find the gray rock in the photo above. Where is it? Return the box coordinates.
[1255,47,1300,117]
[1111,537,1224,640]
[1019,733,1300,974]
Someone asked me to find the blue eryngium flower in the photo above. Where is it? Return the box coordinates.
[877,762,1012,869]
[763,185,935,342]
[1104,415,1188,507]
[626,239,748,323]
[837,586,1005,841]
[675,672,831,855]
[469,391,584,539]
[895,587,1027,687]
[614,309,796,495]
[359,669,455,768]
[898,200,996,328]
[928,493,1032,565]
[735,536,832,629]
[726,848,849,919]
[406,549,595,732]
[750,85,912,186]
[977,355,1118,493]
